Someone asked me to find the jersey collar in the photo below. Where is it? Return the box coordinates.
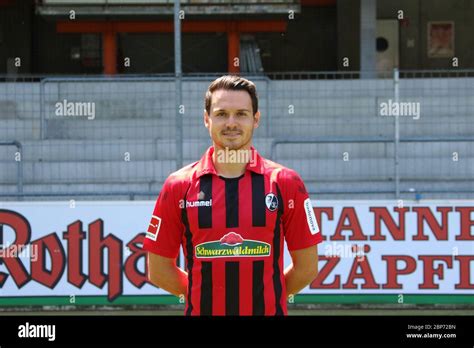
[195,146,265,178]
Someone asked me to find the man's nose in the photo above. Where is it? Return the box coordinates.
[225,114,239,127]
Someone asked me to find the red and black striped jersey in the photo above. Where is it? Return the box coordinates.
[143,146,322,315]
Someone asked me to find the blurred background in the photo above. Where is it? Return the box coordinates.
[0,0,473,315]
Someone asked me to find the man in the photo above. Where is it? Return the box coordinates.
[143,75,322,316]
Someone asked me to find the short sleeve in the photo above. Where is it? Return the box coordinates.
[281,170,323,251]
[142,178,184,258]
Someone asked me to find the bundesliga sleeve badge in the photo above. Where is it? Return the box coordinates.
[146,215,162,241]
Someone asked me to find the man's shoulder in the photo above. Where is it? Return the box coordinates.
[260,157,303,183]
[171,161,199,178]
[164,161,199,188]
[260,157,309,198]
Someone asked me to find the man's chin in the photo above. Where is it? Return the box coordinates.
[222,144,241,151]
[217,141,243,151]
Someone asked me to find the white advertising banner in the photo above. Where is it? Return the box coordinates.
[295,200,473,295]
[0,200,473,302]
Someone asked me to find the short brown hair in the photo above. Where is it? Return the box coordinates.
[205,75,258,116]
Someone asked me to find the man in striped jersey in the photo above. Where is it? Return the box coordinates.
[143,75,322,315]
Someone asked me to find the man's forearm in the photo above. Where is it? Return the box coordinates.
[284,264,317,297]
[149,266,188,297]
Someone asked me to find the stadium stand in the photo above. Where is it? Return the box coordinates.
[1,75,473,200]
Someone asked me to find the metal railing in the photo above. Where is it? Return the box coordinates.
[1,70,473,200]
[0,141,23,194]
[271,136,474,198]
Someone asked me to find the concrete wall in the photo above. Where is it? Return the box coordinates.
[377,0,474,69]
[338,0,474,71]
[1,77,473,199]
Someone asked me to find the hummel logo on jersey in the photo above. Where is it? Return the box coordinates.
[265,193,278,212]
[179,199,213,209]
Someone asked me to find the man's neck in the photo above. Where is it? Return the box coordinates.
[212,144,252,178]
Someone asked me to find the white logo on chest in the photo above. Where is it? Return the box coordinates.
[265,193,279,212]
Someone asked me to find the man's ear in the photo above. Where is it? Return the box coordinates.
[204,110,210,129]
[253,110,261,129]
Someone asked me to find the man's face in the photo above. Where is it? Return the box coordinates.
[204,89,260,151]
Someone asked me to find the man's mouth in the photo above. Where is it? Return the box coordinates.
[222,131,241,137]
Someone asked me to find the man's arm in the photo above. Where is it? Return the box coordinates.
[284,245,318,297]
[147,252,188,297]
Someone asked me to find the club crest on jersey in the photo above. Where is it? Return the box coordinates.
[265,193,278,212]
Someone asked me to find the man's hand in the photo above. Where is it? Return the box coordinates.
[284,245,319,297]
[147,252,188,297]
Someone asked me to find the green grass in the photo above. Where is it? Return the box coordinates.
[1,308,474,316]
[1,294,472,306]
[1,294,472,316]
